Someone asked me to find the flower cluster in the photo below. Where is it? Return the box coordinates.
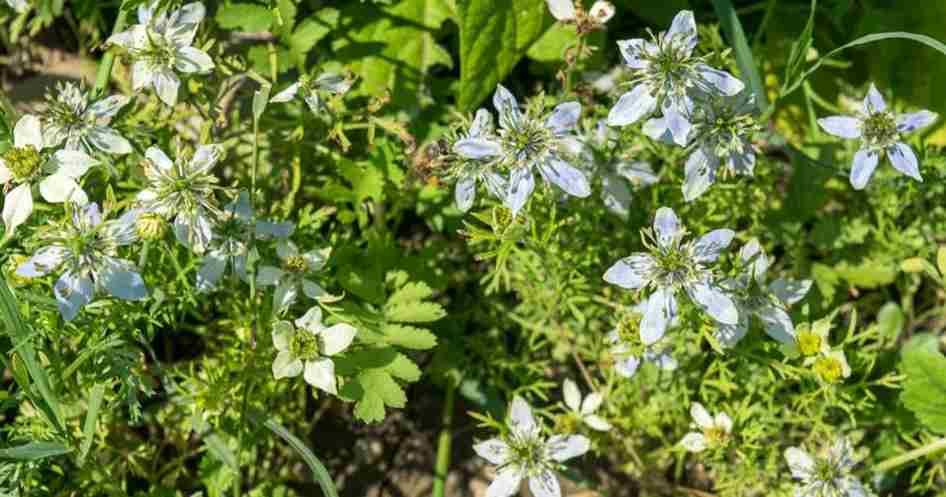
[785,437,867,497]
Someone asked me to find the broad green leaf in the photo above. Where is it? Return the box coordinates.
[874,302,904,340]
[0,441,70,460]
[900,334,946,433]
[334,0,452,107]
[335,348,422,422]
[457,0,552,110]
[215,3,273,33]
[288,9,339,66]
[710,0,767,112]
[387,281,434,307]
[834,259,897,288]
[338,159,385,203]
[261,418,338,497]
[382,324,438,350]
[385,301,447,323]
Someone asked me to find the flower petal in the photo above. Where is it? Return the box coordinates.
[768,278,812,305]
[666,10,697,52]
[13,115,43,150]
[17,246,67,277]
[715,412,733,433]
[695,64,744,96]
[784,447,815,480]
[686,281,739,325]
[473,438,511,465]
[321,323,357,356]
[87,95,130,120]
[545,434,589,462]
[601,172,632,218]
[493,84,521,129]
[191,144,223,174]
[817,116,862,139]
[603,253,656,290]
[174,46,214,73]
[270,83,300,103]
[303,358,337,394]
[641,287,676,345]
[273,280,298,312]
[99,264,148,301]
[453,137,502,159]
[197,250,227,292]
[756,303,796,345]
[486,465,523,497]
[545,101,581,134]
[692,229,735,263]
[616,38,649,69]
[271,321,293,352]
[690,402,713,428]
[272,351,303,379]
[3,184,34,236]
[614,355,641,378]
[680,432,707,452]
[509,396,539,440]
[528,471,562,497]
[153,69,181,106]
[663,107,692,146]
[683,147,717,202]
[581,392,603,415]
[54,271,94,322]
[88,126,133,155]
[538,157,591,198]
[505,166,535,216]
[887,142,922,181]
[455,176,476,212]
[583,414,612,431]
[862,83,886,113]
[546,0,576,21]
[256,266,283,286]
[849,149,880,190]
[714,315,749,348]
[607,84,657,126]
[145,146,174,172]
[897,110,938,133]
[653,206,681,249]
[562,379,581,412]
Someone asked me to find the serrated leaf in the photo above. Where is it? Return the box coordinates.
[382,324,438,350]
[457,0,552,110]
[386,301,446,323]
[215,3,273,32]
[900,334,946,433]
[334,348,422,422]
[334,0,452,107]
[387,281,434,306]
[338,159,384,203]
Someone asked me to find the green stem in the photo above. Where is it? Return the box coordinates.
[431,382,456,497]
[93,2,130,97]
[873,437,946,473]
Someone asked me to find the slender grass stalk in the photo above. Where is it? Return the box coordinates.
[873,437,946,473]
[432,382,456,497]
[93,2,130,97]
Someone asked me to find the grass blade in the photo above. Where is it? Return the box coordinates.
[782,32,946,97]
[261,418,338,497]
[711,0,768,113]
[0,278,66,436]
[0,441,71,461]
[78,383,106,466]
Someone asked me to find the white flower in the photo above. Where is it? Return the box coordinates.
[136,144,223,253]
[271,306,357,395]
[546,0,614,24]
[607,329,676,379]
[43,82,132,155]
[603,206,738,344]
[817,83,938,190]
[270,73,352,115]
[195,192,295,292]
[679,402,732,452]
[5,0,28,13]
[582,120,658,219]
[713,238,812,348]
[106,2,214,106]
[1,115,97,238]
[450,109,507,212]
[810,349,852,384]
[257,240,340,313]
[15,203,146,321]
[562,379,610,431]
[682,93,761,201]
[454,84,591,216]
[473,397,590,497]
[607,10,744,146]
[784,437,868,497]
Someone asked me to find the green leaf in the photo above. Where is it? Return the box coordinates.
[0,441,71,461]
[457,0,552,110]
[874,302,904,340]
[338,159,385,203]
[261,418,338,497]
[335,348,422,422]
[938,246,946,277]
[834,259,897,288]
[385,302,447,323]
[288,9,339,65]
[382,324,438,350]
[78,383,106,466]
[710,0,768,112]
[334,0,453,107]
[387,281,433,306]
[215,3,273,33]
[900,334,946,433]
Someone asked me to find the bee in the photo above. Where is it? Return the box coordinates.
[410,138,450,185]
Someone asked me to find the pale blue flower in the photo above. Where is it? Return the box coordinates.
[818,83,938,190]
[607,10,744,146]
[43,82,132,155]
[603,207,738,344]
[196,192,294,292]
[607,329,676,379]
[456,85,591,216]
[582,120,659,219]
[270,73,352,115]
[713,238,812,348]
[785,437,868,497]
[450,108,507,212]
[16,203,146,321]
[257,240,340,313]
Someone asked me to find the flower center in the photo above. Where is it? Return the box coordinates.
[503,119,551,163]
[703,426,728,446]
[282,255,309,274]
[508,436,546,474]
[615,314,647,356]
[136,212,167,241]
[4,145,42,182]
[861,111,898,148]
[796,331,823,357]
[813,356,844,383]
[813,458,841,485]
[289,329,320,360]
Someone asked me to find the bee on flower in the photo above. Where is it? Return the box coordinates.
[271,306,357,395]
[679,402,732,452]
[257,240,341,313]
[473,396,590,497]
[270,72,353,115]
[784,436,868,497]
[453,84,591,216]
[1,115,98,238]
[817,83,937,190]
[42,82,133,155]
[561,379,611,432]
[713,238,812,348]
[135,144,225,254]
[607,10,744,146]
[106,2,214,106]
[603,206,738,344]
[448,108,507,212]
[15,203,147,321]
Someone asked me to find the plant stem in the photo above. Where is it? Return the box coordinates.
[93,2,129,97]
[431,382,455,497]
[873,437,946,473]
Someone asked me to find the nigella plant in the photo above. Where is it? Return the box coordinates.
[682,93,762,201]
[449,108,507,212]
[42,82,133,155]
[270,72,353,115]
[607,10,744,146]
[136,144,224,254]
[473,397,589,497]
[784,437,868,497]
[15,203,147,321]
[817,83,938,190]
[603,207,738,344]
[106,1,214,106]
[455,84,591,216]
[607,310,676,379]
[713,238,811,348]
[257,240,340,313]
[1,115,98,238]
[581,120,659,219]
[196,192,294,292]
